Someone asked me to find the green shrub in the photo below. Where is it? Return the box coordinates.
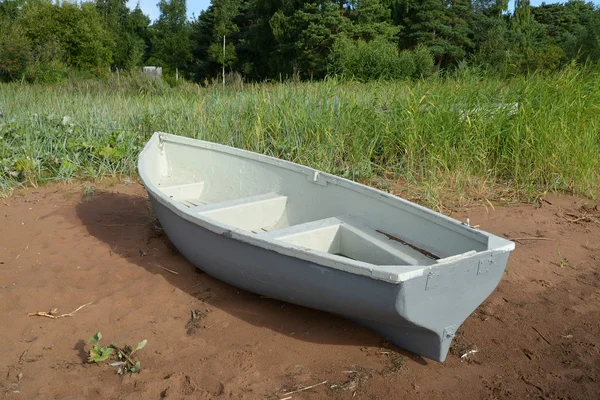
[19,1,113,71]
[26,59,68,83]
[329,38,435,81]
[531,43,567,72]
[412,45,435,78]
[330,37,413,81]
[26,40,68,83]
[397,51,417,79]
[0,26,30,82]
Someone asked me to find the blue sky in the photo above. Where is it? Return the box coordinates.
[126,0,210,21]
[127,0,599,22]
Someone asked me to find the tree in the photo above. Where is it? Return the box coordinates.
[531,0,595,61]
[509,0,566,72]
[189,6,219,82]
[511,0,534,62]
[575,9,600,62]
[95,0,150,70]
[0,0,26,21]
[19,1,113,70]
[150,0,192,78]
[470,0,510,70]
[402,0,474,67]
[211,0,241,85]
[0,21,29,82]
[244,0,284,79]
[345,0,399,42]
[270,2,350,79]
[127,4,152,68]
[472,0,508,17]
[446,0,474,58]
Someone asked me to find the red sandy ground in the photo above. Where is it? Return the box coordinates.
[0,182,599,400]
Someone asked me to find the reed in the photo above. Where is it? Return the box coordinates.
[1,65,598,204]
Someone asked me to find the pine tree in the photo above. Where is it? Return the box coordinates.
[402,0,472,67]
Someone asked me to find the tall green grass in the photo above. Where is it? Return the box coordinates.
[1,65,598,204]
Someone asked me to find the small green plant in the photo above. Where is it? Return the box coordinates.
[82,185,95,199]
[88,332,114,362]
[87,332,147,374]
[557,248,573,269]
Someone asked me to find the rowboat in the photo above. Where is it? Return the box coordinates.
[138,132,515,362]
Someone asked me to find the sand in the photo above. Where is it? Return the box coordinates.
[1,182,599,399]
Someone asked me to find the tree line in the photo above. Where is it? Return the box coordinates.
[1,0,599,84]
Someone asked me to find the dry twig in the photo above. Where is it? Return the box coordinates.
[557,212,600,224]
[280,380,328,398]
[532,326,551,345]
[509,237,554,241]
[155,264,179,275]
[19,350,28,364]
[103,223,146,227]
[27,302,93,319]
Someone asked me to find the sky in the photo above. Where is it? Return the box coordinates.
[126,0,210,21]
[127,0,599,22]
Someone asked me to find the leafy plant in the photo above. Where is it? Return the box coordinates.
[112,339,147,375]
[87,332,114,363]
[87,332,147,374]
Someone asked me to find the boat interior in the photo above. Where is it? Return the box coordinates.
[144,134,499,267]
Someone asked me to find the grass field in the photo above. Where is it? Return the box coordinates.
[1,65,599,205]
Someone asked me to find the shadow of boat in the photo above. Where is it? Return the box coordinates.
[74,188,428,365]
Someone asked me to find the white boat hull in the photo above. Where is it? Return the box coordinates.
[138,132,514,362]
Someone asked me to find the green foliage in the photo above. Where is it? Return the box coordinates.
[2,67,598,203]
[470,15,510,71]
[16,1,113,71]
[0,107,148,188]
[26,59,68,84]
[1,0,600,83]
[212,0,240,38]
[412,45,435,78]
[401,0,473,68]
[1,0,597,82]
[96,1,151,70]
[26,39,68,83]
[151,0,192,72]
[0,0,26,20]
[531,43,567,72]
[330,37,425,81]
[531,0,595,53]
[397,51,417,79]
[86,332,147,374]
[208,42,236,67]
[88,332,114,363]
[576,11,600,63]
[0,23,29,82]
